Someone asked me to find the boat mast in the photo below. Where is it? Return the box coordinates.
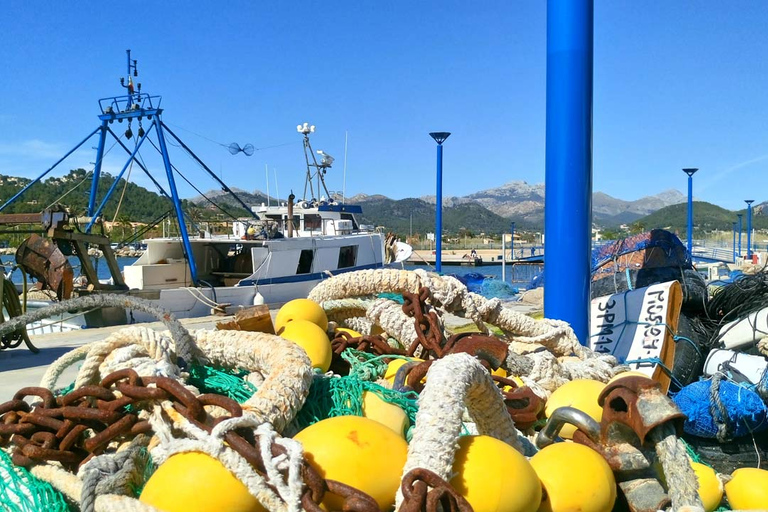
[297,122,334,202]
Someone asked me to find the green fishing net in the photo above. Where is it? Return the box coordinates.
[291,373,419,440]
[187,365,258,403]
[0,449,71,512]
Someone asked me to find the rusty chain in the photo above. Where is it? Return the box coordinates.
[0,368,380,511]
[399,468,473,512]
[402,288,455,359]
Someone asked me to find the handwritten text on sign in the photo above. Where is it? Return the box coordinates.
[589,281,679,378]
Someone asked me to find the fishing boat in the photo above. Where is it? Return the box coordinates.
[0,52,410,327]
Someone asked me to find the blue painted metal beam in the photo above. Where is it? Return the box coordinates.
[98,108,161,123]
[88,121,110,216]
[161,122,259,220]
[733,222,737,263]
[544,0,594,345]
[0,125,102,212]
[155,119,199,285]
[106,127,172,200]
[86,120,156,232]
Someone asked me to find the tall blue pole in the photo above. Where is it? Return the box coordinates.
[85,121,155,232]
[733,222,737,262]
[88,121,110,216]
[746,200,754,259]
[544,0,593,345]
[156,119,199,285]
[737,213,743,257]
[429,132,450,273]
[683,168,698,255]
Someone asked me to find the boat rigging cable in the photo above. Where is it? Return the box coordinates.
[144,137,244,222]
[43,136,123,211]
[163,121,299,154]
[110,137,138,224]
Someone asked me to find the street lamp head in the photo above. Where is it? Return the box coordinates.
[429,132,451,145]
[682,168,698,177]
[745,199,755,206]
[738,213,743,219]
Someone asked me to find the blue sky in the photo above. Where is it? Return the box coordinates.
[1,1,767,211]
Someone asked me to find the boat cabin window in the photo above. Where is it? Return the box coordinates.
[297,249,314,274]
[338,245,358,269]
[304,214,322,232]
[341,213,358,230]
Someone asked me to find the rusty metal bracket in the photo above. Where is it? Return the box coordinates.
[16,234,74,300]
[598,376,686,446]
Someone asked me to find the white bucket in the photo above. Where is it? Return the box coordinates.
[703,349,768,385]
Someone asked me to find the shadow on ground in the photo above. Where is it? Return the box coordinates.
[0,346,75,372]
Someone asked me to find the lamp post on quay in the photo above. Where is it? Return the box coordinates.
[429,132,451,273]
[682,168,698,254]
[737,213,743,257]
[746,200,754,259]
[733,222,737,263]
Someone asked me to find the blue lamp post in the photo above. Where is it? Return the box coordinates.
[737,213,743,257]
[544,0,593,345]
[733,222,737,262]
[429,132,451,273]
[683,168,698,254]
[746,200,754,259]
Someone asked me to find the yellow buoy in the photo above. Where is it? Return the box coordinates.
[361,391,409,438]
[491,367,508,378]
[544,379,606,439]
[724,467,768,510]
[690,462,723,512]
[140,452,264,512]
[334,327,362,338]
[450,435,541,512]
[294,416,408,511]
[383,357,424,384]
[275,298,328,332]
[530,442,616,512]
[279,320,332,372]
[606,370,650,385]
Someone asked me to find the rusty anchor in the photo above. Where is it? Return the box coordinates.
[537,376,687,512]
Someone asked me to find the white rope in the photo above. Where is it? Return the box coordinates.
[395,353,531,509]
[311,269,622,394]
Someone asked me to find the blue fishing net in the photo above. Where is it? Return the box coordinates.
[450,272,518,299]
[592,229,691,275]
[449,272,486,294]
[480,279,518,299]
[673,379,768,439]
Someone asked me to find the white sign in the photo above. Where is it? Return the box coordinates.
[426,232,435,241]
[590,280,682,392]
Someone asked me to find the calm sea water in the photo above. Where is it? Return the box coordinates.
[0,256,539,290]
[1,256,140,284]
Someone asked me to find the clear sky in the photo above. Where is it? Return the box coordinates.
[1,1,767,211]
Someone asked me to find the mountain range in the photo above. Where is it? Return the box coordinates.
[412,181,688,226]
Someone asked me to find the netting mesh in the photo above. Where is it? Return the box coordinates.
[187,364,258,403]
[290,374,419,440]
[0,449,71,512]
[673,379,768,439]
